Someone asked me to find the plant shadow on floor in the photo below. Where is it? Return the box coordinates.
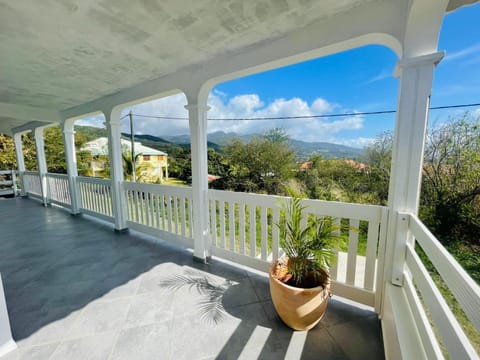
[157,267,360,359]
[158,270,234,325]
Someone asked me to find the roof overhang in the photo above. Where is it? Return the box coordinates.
[0,0,478,135]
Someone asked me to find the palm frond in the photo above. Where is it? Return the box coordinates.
[276,194,339,287]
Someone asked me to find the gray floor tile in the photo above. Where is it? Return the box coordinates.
[0,342,59,360]
[248,273,271,302]
[326,315,385,360]
[110,322,172,360]
[50,331,117,360]
[123,290,175,328]
[14,306,82,348]
[66,298,131,339]
[0,198,384,360]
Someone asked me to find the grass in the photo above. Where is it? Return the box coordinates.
[162,178,188,187]
[416,243,480,356]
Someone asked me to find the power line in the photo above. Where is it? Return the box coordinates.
[126,102,480,121]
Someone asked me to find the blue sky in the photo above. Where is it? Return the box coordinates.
[79,3,480,148]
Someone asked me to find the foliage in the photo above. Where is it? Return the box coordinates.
[122,151,153,182]
[278,194,337,288]
[217,128,295,194]
[421,116,480,244]
[166,146,192,183]
[0,134,18,170]
[362,131,393,203]
[297,154,383,204]
[363,115,480,247]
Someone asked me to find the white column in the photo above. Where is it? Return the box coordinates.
[106,107,128,232]
[386,52,444,286]
[13,132,26,197]
[186,102,211,262]
[34,127,49,206]
[63,121,81,214]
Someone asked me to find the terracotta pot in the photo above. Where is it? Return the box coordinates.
[269,261,331,331]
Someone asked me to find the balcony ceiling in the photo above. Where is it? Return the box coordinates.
[0,0,477,134]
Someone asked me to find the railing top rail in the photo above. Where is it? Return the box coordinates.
[209,189,386,222]
[46,172,68,178]
[23,171,40,176]
[123,181,192,197]
[405,212,480,332]
[77,176,111,186]
[0,170,15,175]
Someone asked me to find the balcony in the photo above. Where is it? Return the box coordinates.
[1,1,480,358]
[0,197,384,359]
[1,174,478,359]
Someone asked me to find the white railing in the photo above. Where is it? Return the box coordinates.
[77,176,113,221]
[208,190,388,310]
[46,173,71,207]
[22,171,42,199]
[123,182,194,247]
[0,170,18,197]
[400,212,479,359]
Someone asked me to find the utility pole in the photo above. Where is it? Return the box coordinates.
[129,111,136,182]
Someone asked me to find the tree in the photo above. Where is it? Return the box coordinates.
[364,113,480,245]
[44,127,67,173]
[0,134,17,170]
[297,154,380,204]
[122,152,154,183]
[219,128,296,194]
[420,115,480,244]
[362,131,393,203]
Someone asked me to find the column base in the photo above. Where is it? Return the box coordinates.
[193,255,212,264]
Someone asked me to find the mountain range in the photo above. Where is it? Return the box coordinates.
[140,131,364,160]
[75,126,363,159]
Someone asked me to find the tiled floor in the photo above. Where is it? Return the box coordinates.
[0,198,384,359]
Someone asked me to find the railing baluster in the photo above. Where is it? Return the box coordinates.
[145,192,151,227]
[180,197,186,237]
[210,199,217,247]
[249,204,256,257]
[238,202,245,255]
[134,190,140,222]
[272,207,280,260]
[365,220,380,290]
[229,201,235,251]
[189,198,194,238]
[174,196,179,234]
[161,194,166,230]
[219,201,226,249]
[346,218,359,286]
[261,206,267,260]
[154,194,160,229]
[167,195,172,232]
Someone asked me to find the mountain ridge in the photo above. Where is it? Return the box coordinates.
[76,126,363,159]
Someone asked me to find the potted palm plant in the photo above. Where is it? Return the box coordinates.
[269,195,338,331]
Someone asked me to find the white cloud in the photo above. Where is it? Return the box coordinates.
[361,69,392,85]
[444,43,480,62]
[74,92,369,147]
[75,114,105,128]
[336,137,375,148]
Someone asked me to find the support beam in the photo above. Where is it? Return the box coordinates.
[63,121,81,214]
[13,132,26,197]
[186,97,211,262]
[105,108,128,232]
[386,52,444,287]
[34,127,49,206]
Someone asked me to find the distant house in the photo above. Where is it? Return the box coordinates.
[81,137,168,182]
[344,159,369,172]
[299,161,313,171]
